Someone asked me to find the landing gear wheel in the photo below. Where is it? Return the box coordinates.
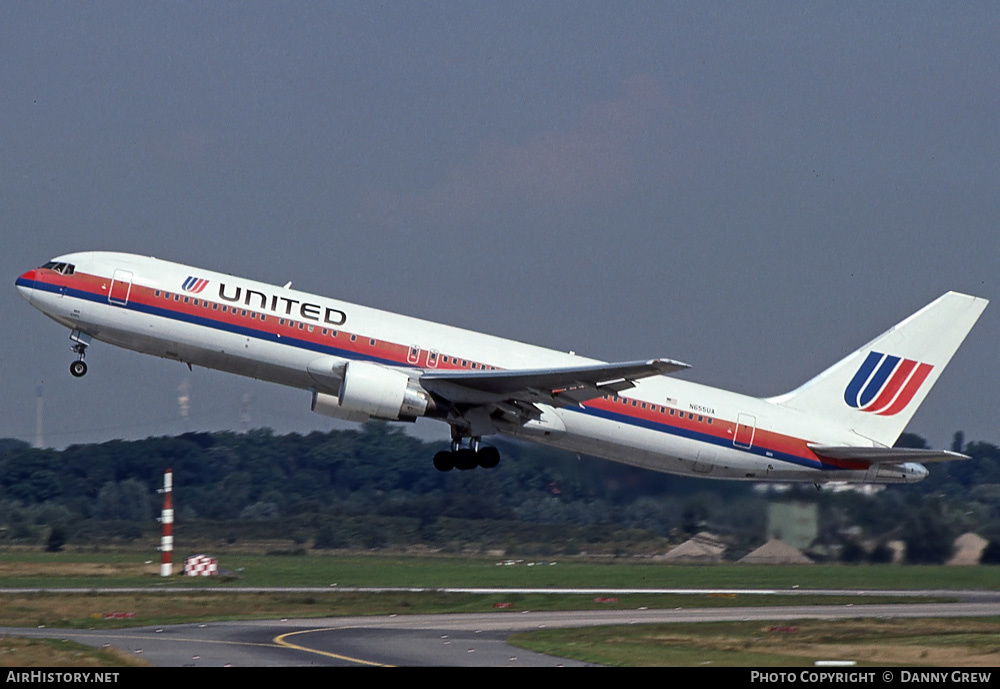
[478,446,500,469]
[433,451,454,472]
[70,360,88,377]
[436,432,502,471]
[454,449,478,470]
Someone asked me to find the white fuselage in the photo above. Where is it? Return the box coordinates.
[16,251,930,484]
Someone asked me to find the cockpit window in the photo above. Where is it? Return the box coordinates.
[41,262,75,275]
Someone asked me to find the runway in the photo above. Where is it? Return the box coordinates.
[3,591,1000,666]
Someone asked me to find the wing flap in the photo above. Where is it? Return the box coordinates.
[420,358,689,406]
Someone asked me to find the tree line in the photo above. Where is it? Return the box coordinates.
[0,425,998,562]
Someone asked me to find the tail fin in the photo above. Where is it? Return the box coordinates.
[769,292,988,446]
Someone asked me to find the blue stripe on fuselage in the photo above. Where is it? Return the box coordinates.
[30,277,835,472]
[23,277,400,367]
[565,405,829,472]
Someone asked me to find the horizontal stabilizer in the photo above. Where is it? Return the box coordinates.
[808,444,969,464]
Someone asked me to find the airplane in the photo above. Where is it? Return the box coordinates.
[16,251,988,484]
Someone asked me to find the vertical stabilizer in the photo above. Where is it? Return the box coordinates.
[769,292,988,446]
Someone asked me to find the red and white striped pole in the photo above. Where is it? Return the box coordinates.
[160,468,173,577]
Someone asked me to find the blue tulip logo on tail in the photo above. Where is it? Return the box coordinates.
[182,276,209,294]
[844,351,934,416]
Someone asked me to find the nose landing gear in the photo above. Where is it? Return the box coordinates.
[70,358,88,378]
[69,330,91,378]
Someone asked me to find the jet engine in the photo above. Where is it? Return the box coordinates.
[311,360,432,422]
[311,390,370,423]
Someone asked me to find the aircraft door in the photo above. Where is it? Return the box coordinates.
[734,413,756,449]
[109,270,133,306]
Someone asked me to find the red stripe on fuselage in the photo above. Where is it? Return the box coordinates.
[44,268,838,471]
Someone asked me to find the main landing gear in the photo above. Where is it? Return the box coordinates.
[433,436,501,472]
[69,330,90,377]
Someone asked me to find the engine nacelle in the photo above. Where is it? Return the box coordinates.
[311,390,371,423]
[337,360,432,421]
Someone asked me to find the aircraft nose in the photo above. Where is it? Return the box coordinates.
[15,269,36,304]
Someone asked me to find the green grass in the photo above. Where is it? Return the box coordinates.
[1,549,997,590]
[509,618,1000,667]
[2,549,998,667]
[0,637,148,668]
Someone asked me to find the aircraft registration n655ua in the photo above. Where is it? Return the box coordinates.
[16,252,988,484]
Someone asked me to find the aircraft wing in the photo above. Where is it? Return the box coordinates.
[808,445,969,464]
[420,358,689,409]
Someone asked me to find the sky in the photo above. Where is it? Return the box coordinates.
[2,2,997,452]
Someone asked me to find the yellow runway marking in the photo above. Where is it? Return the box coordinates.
[274,628,393,667]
